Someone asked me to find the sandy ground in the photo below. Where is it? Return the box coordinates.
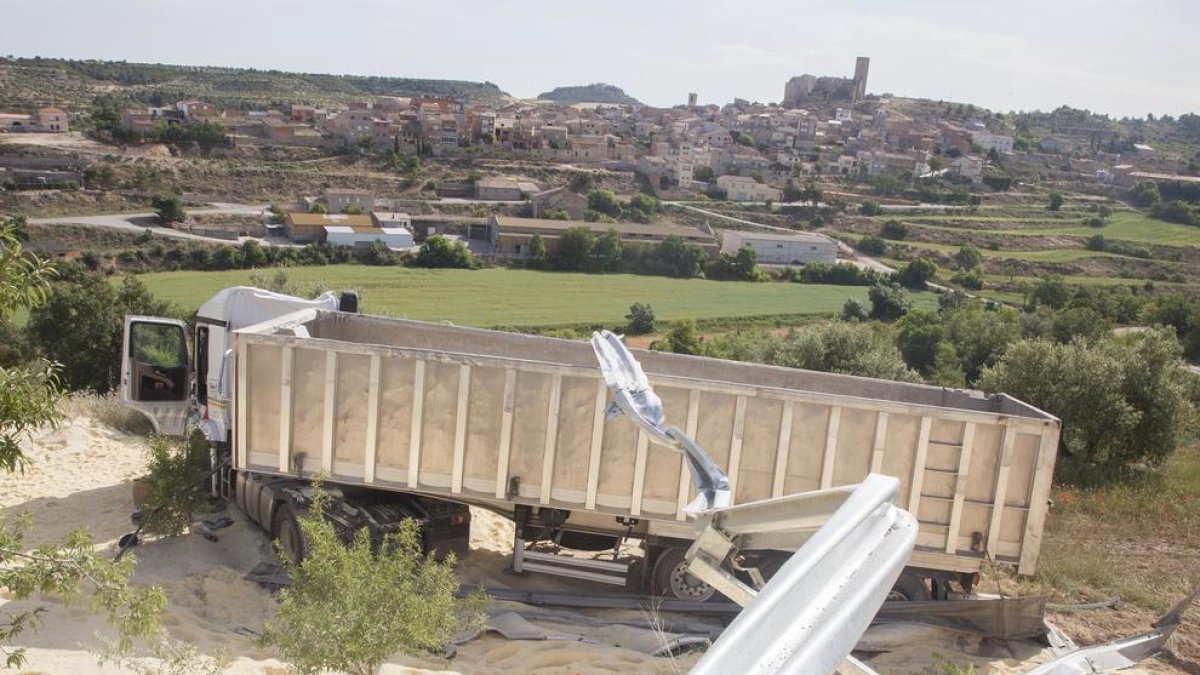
[1,415,1188,674]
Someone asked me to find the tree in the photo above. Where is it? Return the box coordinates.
[309,202,328,214]
[705,322,919,382]
[260,481,485,675]
[895,310,944,375]
[855,235,886,256]
[569,172,594,193]
[413,235,473,269]
[528,233,547,264]
[625,303,656,335]
[880,221,909,240]
[693,166,715,183]
[594,228,622,271]
[653,236,709,278]
[151,194,186,225]
[240,239,268,268]
[27,273,177,393]
[942,306,1020,383]
[871,174,902,197]
[800,181,824,206]
[895,258,937,290]
[926,156,944,174]
[1027,275,1071,310]
[953,244,982,270]
[868,283,912,321]
[625,194,659,222]
[1128,180,1161,208]
[665,319,703,355]
[554,226,596,271]
[1,219,165,667]
[586,189,622,218]
[860,200,883,216]
[841,298,869,322]
[1047,191,1064,211]
[979,329,1193,482]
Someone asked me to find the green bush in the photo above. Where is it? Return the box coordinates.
[704,322,919,383]
[412,236,474,269]
[137,433,213,537]
[979,328,1194,483]
[856,235,887,256]
[625,303,656,335]
[868,283,912,321]
[880,220,909,240]
[260,481,486,675]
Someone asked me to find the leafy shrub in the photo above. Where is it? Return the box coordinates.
[950,269,984,290]
[895,258,938,290]
[137,433,213,537]
[412,236,474,269]
[855,235,887,256]
[625,303,656,335]
[841,298,868,322]
[880,220,909,240]
[860,200,883,216]
[704,322,919,382]
[260,481,486,675]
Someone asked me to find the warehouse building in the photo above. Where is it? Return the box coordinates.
[721,230,837,265]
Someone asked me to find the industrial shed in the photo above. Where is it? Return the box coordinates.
[722,230,838,265]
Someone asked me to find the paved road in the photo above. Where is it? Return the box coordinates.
[30,203,270,243]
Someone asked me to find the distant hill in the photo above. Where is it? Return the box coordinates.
[537,83,641,106]
[0,57,513,112]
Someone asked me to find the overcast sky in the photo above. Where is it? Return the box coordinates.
[2,0,1196,118]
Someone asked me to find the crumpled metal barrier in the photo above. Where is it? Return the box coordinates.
[590,330,918,675]
[1026,589,1196,675]
[874,596,1048,641]
[688,475,918,675]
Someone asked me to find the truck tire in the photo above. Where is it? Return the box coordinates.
[652,546,716,602]
[272,504,307,566]
[887,569,931,602]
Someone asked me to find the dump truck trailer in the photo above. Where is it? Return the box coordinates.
[123,286,1060,601]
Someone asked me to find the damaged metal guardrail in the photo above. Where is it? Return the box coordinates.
[592,330,918,674]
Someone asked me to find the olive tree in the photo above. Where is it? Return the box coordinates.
[0,218,165,668]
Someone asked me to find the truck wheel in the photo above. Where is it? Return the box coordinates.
[272,504,307,566]
[652,546,715,602]
[887,570,931,602]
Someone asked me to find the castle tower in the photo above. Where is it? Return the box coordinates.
[853,56,870,101]
[688,92,698,107]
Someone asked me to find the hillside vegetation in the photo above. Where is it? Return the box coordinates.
[0,57,512,111]
[536,83,641,106]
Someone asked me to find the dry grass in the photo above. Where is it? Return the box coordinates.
[984,443,1200,668]
[60,392,155,436]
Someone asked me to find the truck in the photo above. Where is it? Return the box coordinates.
[122,286,1061,602]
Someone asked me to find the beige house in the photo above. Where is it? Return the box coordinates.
[715,175,783,202]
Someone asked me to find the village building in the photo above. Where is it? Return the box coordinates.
[721,230,838,266]
[284,212,374,243]
[323,188,375,213]
[486,215,718,258]
[475,177,539,201]
[715,175,783,202]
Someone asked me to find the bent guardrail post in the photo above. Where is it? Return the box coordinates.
[590,330,918,675]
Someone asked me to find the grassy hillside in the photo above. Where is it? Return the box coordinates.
[135,266,932,329]
[0,57,512,111]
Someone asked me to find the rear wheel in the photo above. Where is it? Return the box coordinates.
[272,504,307,566]
[652,546,716,602]
[886,569,931,602]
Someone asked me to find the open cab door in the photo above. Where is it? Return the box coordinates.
[122,316,192,436]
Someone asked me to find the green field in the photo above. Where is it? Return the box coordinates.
[835,231,1138,262]
[136,266,923,328]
